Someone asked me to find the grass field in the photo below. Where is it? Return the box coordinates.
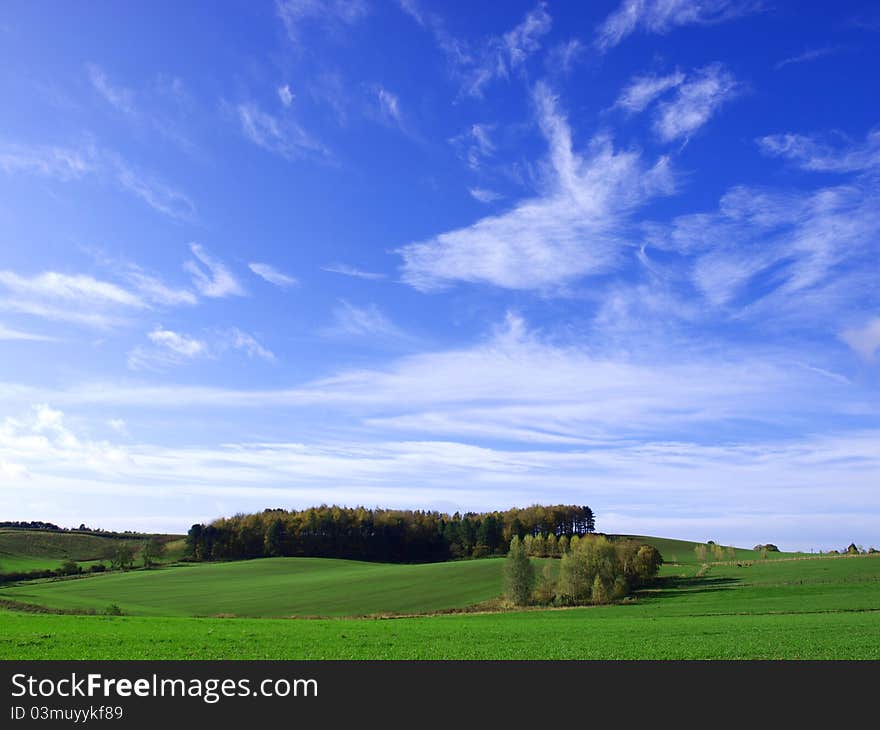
[0,557,516,617]
[1,550,878,659]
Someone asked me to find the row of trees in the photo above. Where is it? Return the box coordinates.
[504,535,663,606]
[186,504,596,563]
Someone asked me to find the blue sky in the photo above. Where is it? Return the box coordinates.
[1,1,879,549]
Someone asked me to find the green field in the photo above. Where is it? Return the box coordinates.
[1,556,514,617]
[1,549,878,659]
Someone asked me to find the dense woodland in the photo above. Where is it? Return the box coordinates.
[186,504,596,563]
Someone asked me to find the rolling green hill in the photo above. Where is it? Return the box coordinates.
[609,534,809,565]
[0,556,515,617]
[0,529,183,574]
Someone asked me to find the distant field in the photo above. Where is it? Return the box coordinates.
[611,534,809,565]
[0,529,185,575]
[1,552,878,659]
[1,556,515,617]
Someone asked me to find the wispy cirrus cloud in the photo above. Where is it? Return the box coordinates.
[449,123,495,170]
[614,70,685,113]
[0,142,94,180]
[278,84,295,107]
[276,0,369,45]
[652,63,740,142]
[249,262,298,288]
[0,270,146,329]
[322,263,386,280]
[469,187,502,204]
[237,102,328,162]
[398,82,674,291]
[87,63,136,115]
[128,326,274,370]
[0,140,195,220]
[228,328,276,362]
[775,45,844,70]
[644,177,880,328]
[758,129,880,173]
[326,300,404,339]
[185,244,246,298]
[595,0,763,52]
[0,259,198,329]
[400,1,551,98]
[0,324,57,342]
[840,319,880,361]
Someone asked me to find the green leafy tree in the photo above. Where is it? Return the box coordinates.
[558,535,570,555]
[503,536,535,606]
[109,543,137,571]
[533,562,556,605]
[141,538,166,569]
[530,534,546,557]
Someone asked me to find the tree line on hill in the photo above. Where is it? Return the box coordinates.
[0,521,156,540]
[185,504,596,563]
[504,534,663,606]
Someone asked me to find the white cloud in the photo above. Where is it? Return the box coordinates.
[645,179,880,325]
[469,187,502,203]
[0,141,195,220]
[108,418,128,434]
[125,269,197,306]
[377,87,402,123]
[400,1,551,98]
[0,324,56,341]
[229,328,276,362]
[249,262,298,288]
[758,129,880,173]
[614,70,685,113]
[775,45,843,70]
[462,3,552,98]
[276,0,369,45]
[0,271,145,329]
[128,326,274,370]
[327,300,403,338]
[87,63,135,115]
[0,142,93,181]
[278,84,295,107]
[185,243,245,298]
[128,327,207,370]
[322,263,386,280]
[450,123,496,170]
[595,0,763,52]
[0,272,138,305]
[148,327,206,357]
[237,102,327,161]
[112,161,196,221]
[653,63,739,142]
[840,319,880,361]
[398,83,674,291]
[545,39,585,75]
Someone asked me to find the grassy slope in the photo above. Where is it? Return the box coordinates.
[610,534,809,565]
[1,557,516,617]
[1,554,878,660]
[0,529,183,574]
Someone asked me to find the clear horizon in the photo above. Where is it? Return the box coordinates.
[1,1,879,552]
